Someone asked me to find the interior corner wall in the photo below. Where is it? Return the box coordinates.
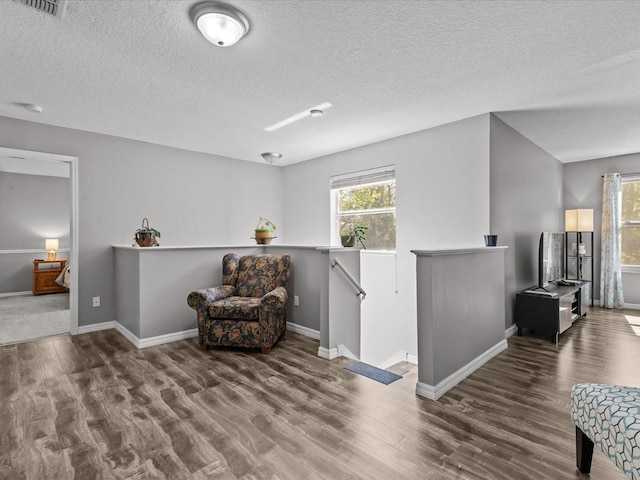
[283,114,491,360]
[563,153,640,305]
[0,115,283,327]
[490,115,563,328]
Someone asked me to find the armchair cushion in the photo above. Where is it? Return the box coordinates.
[236,255,290,297]
[209,296,261,320]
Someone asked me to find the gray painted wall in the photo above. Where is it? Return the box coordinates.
[115,246,262,339]
[114,245,334,341]
[563,153,640,304]
[0,171,70,293]
[114,248,140,336]
[0,252,69,294]
[265,246,325,332]
[0,115,283,327]
[490,115,564,328]
[414,248,506,388]
[282,114,491,360]
[328,249,361,358]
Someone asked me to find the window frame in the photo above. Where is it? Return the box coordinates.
[330,166,396,252]
[620,174,640,273]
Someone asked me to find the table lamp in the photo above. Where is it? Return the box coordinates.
[45,238,59,260]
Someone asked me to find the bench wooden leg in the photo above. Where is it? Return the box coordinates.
[200,344,209,351]
[576,426,594,474]
[261,347,271,354]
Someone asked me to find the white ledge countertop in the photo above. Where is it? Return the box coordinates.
[112,244,343,251]
[411,246,508,256]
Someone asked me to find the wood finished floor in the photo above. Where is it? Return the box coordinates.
[1,308,639,479]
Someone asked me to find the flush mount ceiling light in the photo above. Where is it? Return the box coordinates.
[190,2,250,47]
[265,102,332,132]
[261,152,282,164]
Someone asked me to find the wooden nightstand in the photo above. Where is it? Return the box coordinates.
[33,259,68,295]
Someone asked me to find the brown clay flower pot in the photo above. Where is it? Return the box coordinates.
[135,231,156,247]
[254,229,273,245]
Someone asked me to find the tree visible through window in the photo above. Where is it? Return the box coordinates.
[621,178,640,266]
[335,179,396,251]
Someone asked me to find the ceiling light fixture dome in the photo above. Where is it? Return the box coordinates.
[261,152,282,164]
[191,2,250,47]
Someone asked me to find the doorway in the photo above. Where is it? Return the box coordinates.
[0,147,78,337]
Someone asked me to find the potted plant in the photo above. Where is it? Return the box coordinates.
[340,225,368,249]
[133,217,161,247]
[254,217,276,245]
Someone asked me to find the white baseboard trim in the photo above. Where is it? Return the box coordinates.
[415,381,437,400]
[113,322,139,346]
[137,328,198,349]
[0,291,32,298]
[317,346,339,360]
[592,299,640,310]
[377,351,418,370]
[415,339,508,401]
[114,322,198,349]
[505,324,517,338]
[77,321,115,334]
[286,322,320,340]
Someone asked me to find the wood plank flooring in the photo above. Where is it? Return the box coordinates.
[1,307,639,479]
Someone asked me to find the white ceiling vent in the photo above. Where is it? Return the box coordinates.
[14,0,66,18]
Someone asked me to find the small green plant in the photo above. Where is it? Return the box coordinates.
[341,225,368,249]
[255,217,276,233]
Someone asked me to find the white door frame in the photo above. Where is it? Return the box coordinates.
[0,147,79,334]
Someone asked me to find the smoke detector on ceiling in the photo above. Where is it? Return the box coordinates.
[14,0,66,18]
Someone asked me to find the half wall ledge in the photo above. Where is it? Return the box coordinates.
[113,244,339,350]
[412,246,508,400]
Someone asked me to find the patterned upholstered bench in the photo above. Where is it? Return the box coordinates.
[571,384,640,479]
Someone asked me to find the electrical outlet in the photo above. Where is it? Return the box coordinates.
[92,296,100,307]
[293,295,299,307]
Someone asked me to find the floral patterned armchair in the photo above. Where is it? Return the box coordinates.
[187,253,290,354]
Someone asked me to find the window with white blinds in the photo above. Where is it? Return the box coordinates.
[621,173,640,267]
[330,166,396,251]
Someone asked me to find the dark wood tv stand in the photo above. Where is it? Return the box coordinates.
[515,281,591,344]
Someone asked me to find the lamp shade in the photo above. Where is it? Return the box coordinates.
[45,238,59,251]
[565,209,594,232]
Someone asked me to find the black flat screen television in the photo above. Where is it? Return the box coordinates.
[539,232,565,288]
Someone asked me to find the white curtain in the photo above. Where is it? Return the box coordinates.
[600,173,624,309]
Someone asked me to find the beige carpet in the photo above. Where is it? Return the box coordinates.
[0,293,69,345]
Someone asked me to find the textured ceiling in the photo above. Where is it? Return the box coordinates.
[1,0,640,165]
